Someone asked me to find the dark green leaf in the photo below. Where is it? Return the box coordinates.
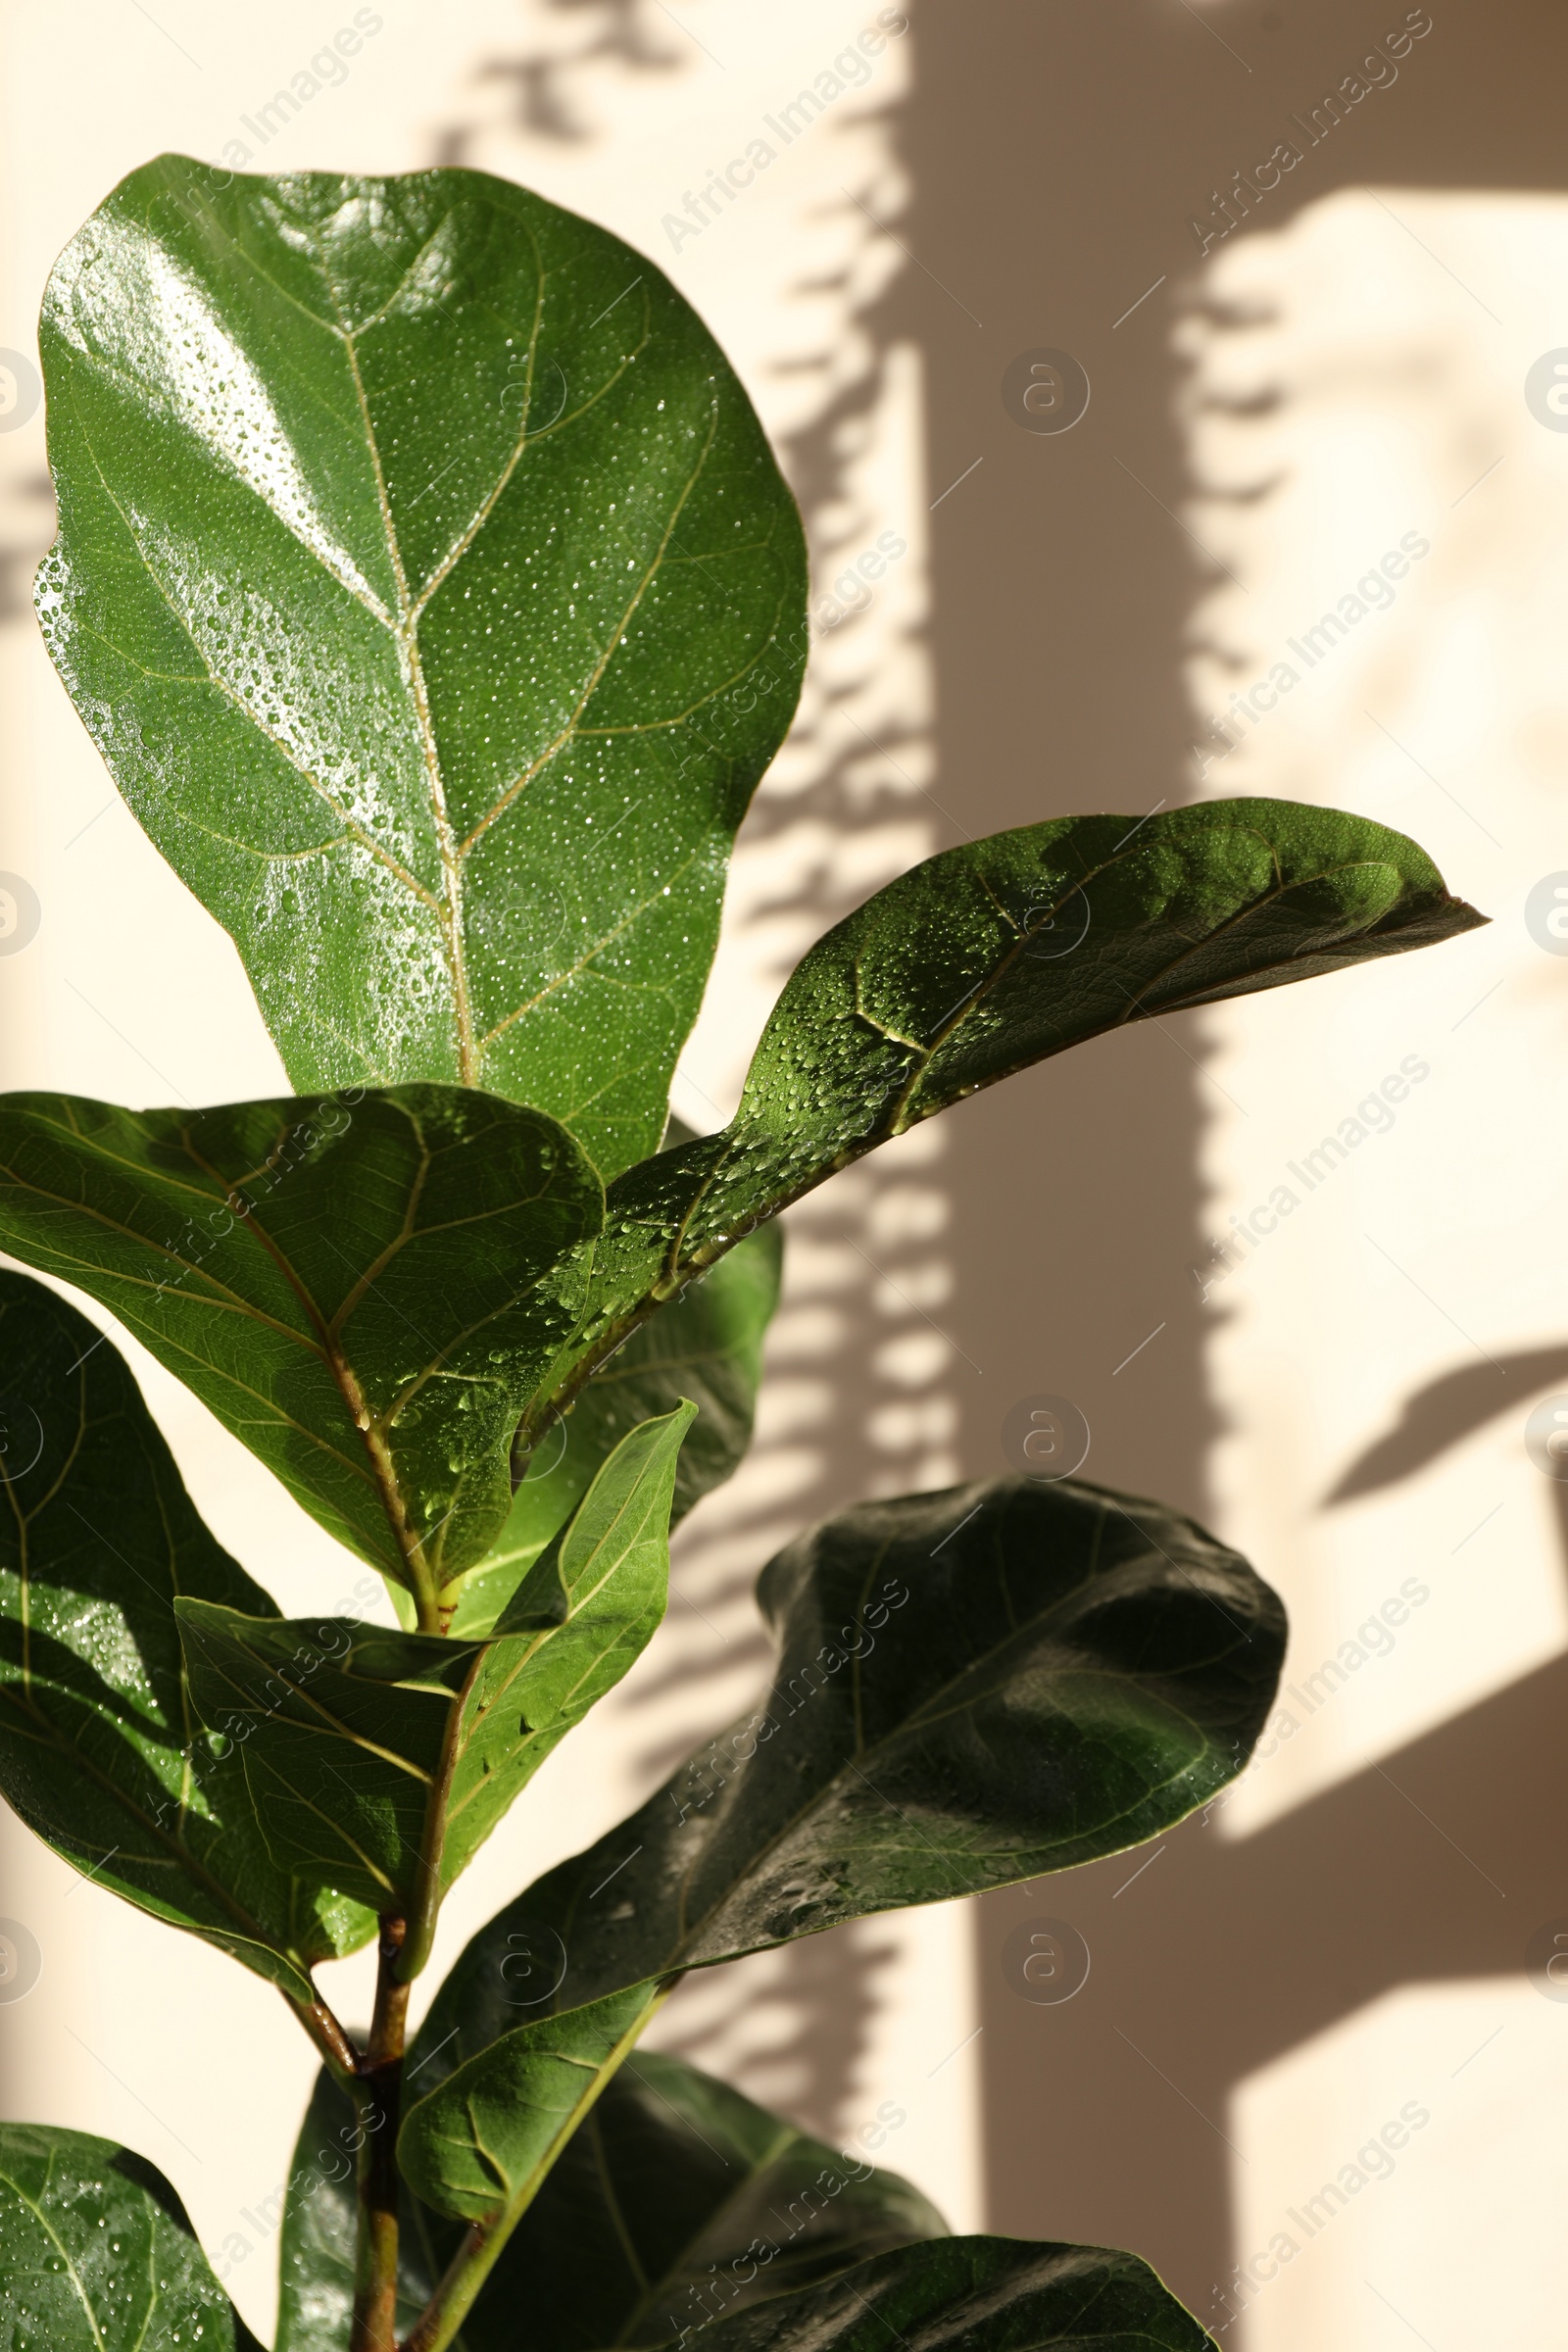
[172,1604,453,1922]
[399,1982,663,2226]
[0,2122,264,2350]
[174,1405,693,1927]
[454,2050,946,2352]
[36,155,808,1179]
[0,1086,601,1620]
[665,2235,1214,2352]
[420,1475,1285,2037]
[277,2050,942,2352]
[278,2071,429,2352]
[0,1268,372,1999]
[560,801,1484,1371]
[454,1218,782,1636]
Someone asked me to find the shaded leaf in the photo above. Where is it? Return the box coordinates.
[277,2051,942,2352]
[422,1476,1284,2036]
[172,1604,454,1922]
[556,801,1484,1381]
[0,1085,601,1618]
[666,2234,1213,2352]
[454,1217,782,1636]
[0,1268,372,1998]
[174,1405,694,1928]
[36,156,808,1178]
[0,2122,265,2350]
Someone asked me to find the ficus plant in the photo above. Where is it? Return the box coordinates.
[0,155,1482,2352]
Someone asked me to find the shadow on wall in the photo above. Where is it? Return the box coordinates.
[886,0,1568,2321]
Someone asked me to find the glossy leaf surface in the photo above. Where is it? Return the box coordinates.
[36,155,808,1177]
[422,1475,1285,2035]
[0,1086,601,1616]
[564,801,1485,1363]
[677,2235,1214,2352]
[454,1219,781,1636]
[0,2123,263,2351]
[277,2050,942,2352]
[0,1269,372,1998]
[175,1405,692,1923]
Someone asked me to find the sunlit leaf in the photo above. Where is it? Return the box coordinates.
[175,1405,694,1926]
[36,156,808,1178]
[0,2123,265,2350]
[553,801,1484,1389]
[0,1086,601,1619]
[454,1218,781,1636]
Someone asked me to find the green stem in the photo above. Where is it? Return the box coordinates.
[351,1916,412,2352]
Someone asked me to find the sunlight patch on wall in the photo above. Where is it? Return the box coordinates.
[1179,190,1568,1833]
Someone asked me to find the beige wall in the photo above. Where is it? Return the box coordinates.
[2,4,1564,2348]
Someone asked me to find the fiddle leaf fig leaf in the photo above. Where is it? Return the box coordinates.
[562,800,1485,1364]
[0,1085,602,1620]
[398,1981,665,2228]
[0,1268,374,2001]
[0,2125,265,2352]
[422,1475,1285,2035]
[172,1605,457,1922]
[453,1218,781,1636]
[174,1404,693,1933]
[35,154,808,1178]
[662,2235,1215,2352]
[472,2049,946,2352]
[280,2050,942,2352]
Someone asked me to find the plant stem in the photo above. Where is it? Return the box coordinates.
[396,1983,669,2352]
[351,1915,412,2352]
[287,1987,361,2080]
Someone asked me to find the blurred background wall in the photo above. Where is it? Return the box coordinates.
[2,5,1565,2347]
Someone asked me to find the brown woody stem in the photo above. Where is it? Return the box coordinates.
[287,1987,361,2081]
[351,1915,412,2352]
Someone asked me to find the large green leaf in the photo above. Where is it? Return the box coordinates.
[666,2236,1214,2352]
[419,1475,1285,2041]
[174,1405,693,1933]
[443,2050,947,2351]
[277,2050,943,2352]
[35,155,808,1179]
[0,1085,601,1619]
[453,1217,782,1636]
[0,2124,264,2350]
[548,800,1484,1387]
[0,1269,373,2001]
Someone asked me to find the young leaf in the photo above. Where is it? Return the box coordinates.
[667,2235,1214,2352]
[0,1085,602,1620]
[0,1268,373,2001]
[419,1475,1284,2038]
[453,1219,782,1636]
[35,156,808,1178]
[279,2051,942,2352]
[174,1405,694,1937]
[0,2122,265,2350]
[398,1981,665,2227]
[559,800,1484,1368]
